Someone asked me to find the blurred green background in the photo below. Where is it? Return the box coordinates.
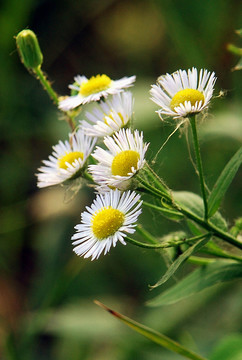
[0,0,242,359]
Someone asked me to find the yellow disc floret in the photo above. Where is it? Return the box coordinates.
[58,151,84,170]
[92,206,125,239]
[170,89,205,111]
[111,150,140,176]
[79,74,112,97]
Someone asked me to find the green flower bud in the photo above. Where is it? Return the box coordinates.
[16,29,43,70]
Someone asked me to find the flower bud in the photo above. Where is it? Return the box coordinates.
[16,29,43,70]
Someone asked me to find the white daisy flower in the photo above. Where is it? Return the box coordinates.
[89,128,149,192]
[36,129,96,188]
[59,74,136,111]
[72,190,142,260]
[150,68,216,119]
[81,91,134,137]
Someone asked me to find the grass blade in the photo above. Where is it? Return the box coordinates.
[95,300,207,360]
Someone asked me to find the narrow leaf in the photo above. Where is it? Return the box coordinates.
[150,235,211,289]
[208,147,242,217]
[156,206,184,221]
[147,261,242,307]
[95,300,207,360]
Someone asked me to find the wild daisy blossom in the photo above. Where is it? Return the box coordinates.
[58,74,136,111]
[89,128,149,192]
[80,91,133,137]
[150,68,216,119]
[36,129,96,188]
[72,190,142,260]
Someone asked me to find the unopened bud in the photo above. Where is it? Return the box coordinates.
[16,29,43,70]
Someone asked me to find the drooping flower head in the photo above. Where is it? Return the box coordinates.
[36,129,96,188]
[81,91,134,137]
[150,68,216,119]
[72,190,142,260]
[59,74,136,111]
[89,128,149,192]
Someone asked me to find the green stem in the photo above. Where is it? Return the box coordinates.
[202,247,242,263]
[136,175,170,201]
[179,206,242,249]
[34,66,59,106]
[136,225,158,244]
[143,164,170,195]
[126,236,167,249]
[66,115,76,132]
[188,256,215,266]
[142,201,179,216]
[83,170,94,183]
[189,115,208,220]
[34,66,76,131]
[126,233,210,250]
[142,201,242,250]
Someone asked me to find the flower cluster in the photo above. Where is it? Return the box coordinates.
[36,68,216,260]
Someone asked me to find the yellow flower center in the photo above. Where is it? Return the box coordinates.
[170,89,205,111]
[58,151,84,170]
[104,111,125,126]
[79,74,112,97]
[111,150,140,176]
[91,206,125,239]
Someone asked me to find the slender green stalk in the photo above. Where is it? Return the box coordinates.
[142,201,173,214]
[189,115,208,220]
[34,66,76,131]
[83,170,94,183]
[188,256,215,266]
[126,236,167,249]
[126,233,210,250]
[136,225,158,244]
[136,184,163,198]
[142,201,242,249]
[136,174,170,201]
[179,206,242,249]
[143,164,170,195]
[202,247,242,263]
[34,66,59,106]
[66,115,76,132]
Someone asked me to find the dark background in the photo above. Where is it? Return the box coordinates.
[0,0,241,359]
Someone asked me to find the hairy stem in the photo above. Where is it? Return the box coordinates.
[189,115,208,220]
[34,66,59,106]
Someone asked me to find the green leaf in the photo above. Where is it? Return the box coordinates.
[208,147,242,217]
[95,301,207,360]
[209,334,242,360]
[174,191,228,231]
[157,206,184,221]
[147,261,242,307]
[150,234,211,289]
